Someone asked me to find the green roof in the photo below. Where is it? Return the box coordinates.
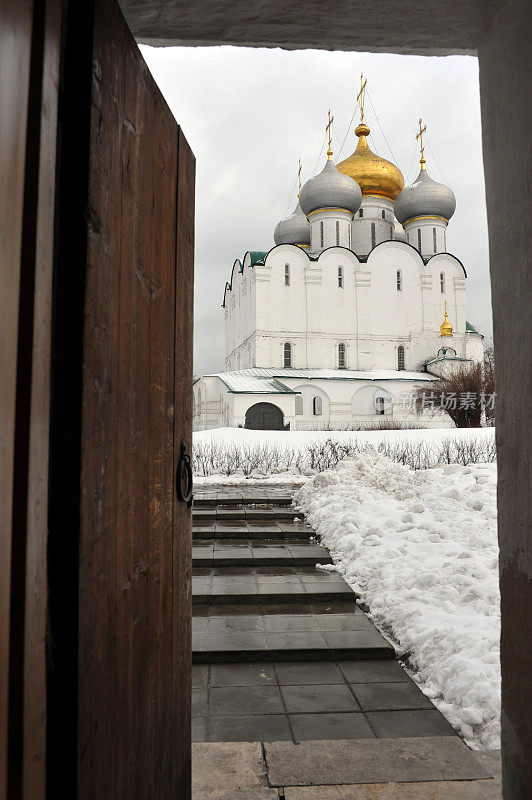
[466,320,480,333]
[249,251,267,266]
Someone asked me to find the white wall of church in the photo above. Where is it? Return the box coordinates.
[351,196,395,254]
[224,241,481,374]
[192,374,458,431]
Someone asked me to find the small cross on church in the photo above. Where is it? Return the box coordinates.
[357,73,367,122]
[416,118,427,168]
[325,110,334,159]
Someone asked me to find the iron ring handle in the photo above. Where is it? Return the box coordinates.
[176,442,193,508]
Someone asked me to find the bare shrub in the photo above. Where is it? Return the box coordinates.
[415,363,494,428]
[193,434,496,477]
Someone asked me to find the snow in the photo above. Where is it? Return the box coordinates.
[295,451,500,750]
[194,426,495,449]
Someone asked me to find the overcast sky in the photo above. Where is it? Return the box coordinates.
[140,46,492,377]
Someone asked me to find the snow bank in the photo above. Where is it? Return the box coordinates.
[295,452,500,750]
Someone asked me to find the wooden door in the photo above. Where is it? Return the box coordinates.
[1,0,194,797]
[47,1,195,797]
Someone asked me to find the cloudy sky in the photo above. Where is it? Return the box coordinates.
[140,46,492,377]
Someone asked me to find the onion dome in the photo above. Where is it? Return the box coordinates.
[440,301,453,337]
[393,218,407,242]
[337,123,404,201]
[274,202,311,246]
[299,159,362,217]
[395,165,456,225]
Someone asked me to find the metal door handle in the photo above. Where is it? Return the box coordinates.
[176,442,193,507]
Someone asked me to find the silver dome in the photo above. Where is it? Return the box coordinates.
[299,159,362,216]
[394,167,456,225]
[274,202,311,246]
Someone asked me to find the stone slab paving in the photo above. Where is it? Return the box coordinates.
[193,523,314,540]
[264,737,492,785]
[191,742,501,799]
[192,566,357,606]
[193,540,331,567]
[191,485,499,795]
[192,614,393,663]
[192,659,454,742]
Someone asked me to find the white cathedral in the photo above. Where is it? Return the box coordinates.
[194,98,483,431]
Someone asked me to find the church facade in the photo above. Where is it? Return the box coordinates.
[194,106,483,431]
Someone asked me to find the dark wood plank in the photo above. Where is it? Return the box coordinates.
[143,58,179,800]
[0,3,34,796]
[22,2,62,797]
[172,126,195,799]
[78,0,125,795]
[75,1,194,798]
[0,1,61,798]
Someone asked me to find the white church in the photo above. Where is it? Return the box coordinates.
[194,93,483,431]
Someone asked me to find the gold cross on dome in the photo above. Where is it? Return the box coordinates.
[325,110,334,159]
[357,73,367,122]
[297,158,302,197]
[416,118,427,167]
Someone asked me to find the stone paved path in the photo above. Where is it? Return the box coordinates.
[192,484,501,798]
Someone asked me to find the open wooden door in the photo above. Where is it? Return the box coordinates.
[48,2,195,797]
[1,0,194,798]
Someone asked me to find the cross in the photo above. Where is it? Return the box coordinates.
[297,158,302,198]
[357,73,367,122]
[416,118,427,167]
[325,110,334,159]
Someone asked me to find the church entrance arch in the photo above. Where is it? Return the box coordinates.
[245,402,285,430]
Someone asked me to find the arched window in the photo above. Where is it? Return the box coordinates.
[371,222,376,249]
[320,220,324,248]
[397,345,405,371]
[336,220,340,246]
[440,272,446,293]
[348,226,351,249]
[313,396,323,416]
[433,227,437,253]
[284,263,290,286]
[295,395,303,415]
[359,208,364,218]
[338,342,346,368]
[396,269,402,291]
[375,396,385,415]
[381,209,386,219]
[283,342,292,368]
[417,228,422,251]
[338,266,344,288]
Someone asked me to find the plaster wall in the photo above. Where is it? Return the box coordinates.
[309,208,352,251]
[404,218,447,255]
[225,241,477,373]
[351,196,395,254]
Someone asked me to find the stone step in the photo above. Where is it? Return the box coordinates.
[193,507,303,521]
[192,612,394,664]
[193,521,314,540]
[192,567,355,607]
[193,540,331,568]
[194,495,294,507]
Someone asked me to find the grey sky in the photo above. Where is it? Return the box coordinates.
[140,46,492,377]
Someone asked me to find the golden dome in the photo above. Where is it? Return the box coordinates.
[337,123,404,201]
[440,302,453,337]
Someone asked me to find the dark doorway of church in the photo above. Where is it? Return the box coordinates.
[245,402,285,430]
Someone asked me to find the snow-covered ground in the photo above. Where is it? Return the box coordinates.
[193,426,496,482]
[295,452,500,750]
[194,426,495,449]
